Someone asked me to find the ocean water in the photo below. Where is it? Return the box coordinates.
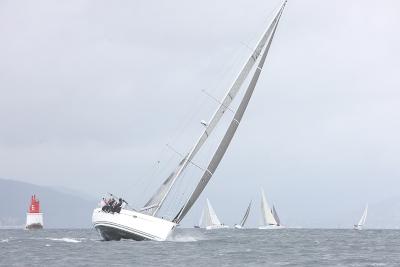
[0,228,399,266]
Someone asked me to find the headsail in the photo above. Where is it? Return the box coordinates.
[239,201,252,227]
[142,1,287,217]
[201,199,222,227]
[207,199,222,226]
[173,3,286,223]
[272,205,281,226]
[261,188,277,226]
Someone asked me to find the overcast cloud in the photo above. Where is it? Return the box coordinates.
[0,0,399,227]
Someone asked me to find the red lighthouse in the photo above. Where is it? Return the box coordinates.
[26,194,44,229]
[29,195,40,213]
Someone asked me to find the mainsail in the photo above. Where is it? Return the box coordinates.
[261,188,277,226]
[142,1,287,216]
[239,201,252,227]
[272,205,281,226]
[174,3,286,223]
[357,204,368,226]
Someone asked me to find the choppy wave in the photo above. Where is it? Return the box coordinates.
[46,237,83,243]
[1,229,400,266]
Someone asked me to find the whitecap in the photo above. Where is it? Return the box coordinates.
[167,232,206,242]
[1,239,9,243]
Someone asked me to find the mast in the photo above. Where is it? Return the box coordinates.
[239,201,252,227]
[142,1,287,216]
[174,3,286,223]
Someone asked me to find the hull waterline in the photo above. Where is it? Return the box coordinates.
[92,208,176,241]
[25,223,43,230]
[205,225,230,230]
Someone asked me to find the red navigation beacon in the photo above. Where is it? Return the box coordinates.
[29,195,40,213]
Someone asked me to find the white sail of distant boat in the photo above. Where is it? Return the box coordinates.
[272,205,281,226]
[92,1,288,241]
[354,204,368,230]
[259,188,284,229]
[234,201,252,229]
[194,209,204,228]
[200,199,229,230]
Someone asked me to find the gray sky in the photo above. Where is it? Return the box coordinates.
[1,0,399,228]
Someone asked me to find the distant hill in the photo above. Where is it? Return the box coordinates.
[0,178,97,228]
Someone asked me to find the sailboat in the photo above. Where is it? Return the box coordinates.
[198,199,229,230]
[353,204,368,230]
[258,188,284,229]
[234,201,252,229]
[92,1,288,241]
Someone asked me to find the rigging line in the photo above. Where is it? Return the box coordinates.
[167,91,208,147]
[165,144,211,175]
[132,158,160,194]
[242,0,283,48]
[163,166,189,219]
[205,29,258,100]
[201,89,236,114]
[141,152,178,202]
[167,39,246,144]
[164,41,246,150]
[239,41,255,54]
[133,131,176,201]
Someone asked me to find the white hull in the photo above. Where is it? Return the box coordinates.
[353,225,363,230]
[234,224,243,229]
[205,224,229,230]
[258,225,285,230]
[92,208,176,241]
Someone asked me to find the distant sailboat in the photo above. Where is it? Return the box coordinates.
[259,188,284,229]
[354,204,368,230]
[234,201,252,229]
[199,199,229,230]
[92,1,288,241]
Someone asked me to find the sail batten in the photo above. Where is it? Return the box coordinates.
[174,3,286,223]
